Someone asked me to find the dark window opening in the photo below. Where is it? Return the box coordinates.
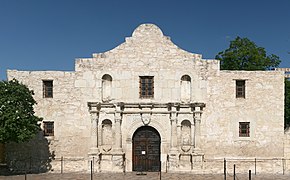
[43,80,53,98]
[239,122,250,137]
[43,122,54,136]
[236,80,245,98]
[139,76,154,98]
[181,75,191,82]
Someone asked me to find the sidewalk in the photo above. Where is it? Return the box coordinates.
[1,172,290,180]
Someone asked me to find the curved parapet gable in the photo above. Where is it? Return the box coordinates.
[75,23,218,73]
[132,24,164,38]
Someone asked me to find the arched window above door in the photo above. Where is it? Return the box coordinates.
[102,74,112,102]
[180,75,191,102]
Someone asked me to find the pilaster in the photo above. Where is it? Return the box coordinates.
[193,106,202,153]
[89,110,100,155]
[113,104,123,153]
[170,106,179,154]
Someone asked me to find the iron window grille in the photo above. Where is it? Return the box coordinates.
[236,80,245,98]
[43,80,53,98]
[239,122,250,137]
[43,122,54,136]
[139,76,154,98]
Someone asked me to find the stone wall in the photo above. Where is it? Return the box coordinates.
[6,23,286,173]
[7,70,92,165]
[202,70,285,159]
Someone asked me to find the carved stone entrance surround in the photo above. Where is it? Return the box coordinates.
[87,102,205,172]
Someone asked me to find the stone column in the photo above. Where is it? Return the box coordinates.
[90,113,100,154]
[191,105,204,169]
[88,103,101,172]
[194,107,201,152]
[114,105,123,152]
[177,124,181,148]
[191,121,195,151]
[170,106,178,154]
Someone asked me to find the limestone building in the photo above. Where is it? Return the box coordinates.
[7,24,286,173]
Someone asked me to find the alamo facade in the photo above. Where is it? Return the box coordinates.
[6,24,290,173]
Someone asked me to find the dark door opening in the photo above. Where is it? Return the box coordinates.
[132,126,161,172]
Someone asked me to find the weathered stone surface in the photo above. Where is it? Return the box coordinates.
[6,24,286,173]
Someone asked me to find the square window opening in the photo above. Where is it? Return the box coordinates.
[43,80,53,98]
[239,122,250,137]
[43,121,54,136]
[236,80,245,98]
[139,76,154,98]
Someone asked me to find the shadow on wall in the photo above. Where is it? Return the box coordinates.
[4,131,54,175]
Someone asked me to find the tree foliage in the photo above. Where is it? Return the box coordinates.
[285,79,290,128]
[0,79,41,143]
[216,36,281,70]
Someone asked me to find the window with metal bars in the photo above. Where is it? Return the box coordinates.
[139,76,154,98]
[43,80,53,98]
[239,122,250,137]
[43,121,54,136]
[236,80,245,98]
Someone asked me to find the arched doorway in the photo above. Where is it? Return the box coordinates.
[132,126,161,172]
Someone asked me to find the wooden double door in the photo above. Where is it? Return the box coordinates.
[132,126,161,172]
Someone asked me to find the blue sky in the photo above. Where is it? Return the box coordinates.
[0,0,289,80]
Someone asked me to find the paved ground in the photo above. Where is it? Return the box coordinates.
[1,172,290,180]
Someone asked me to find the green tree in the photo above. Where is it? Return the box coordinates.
[285,79,290,128]
[0,79,41,143]
[216,36,281,70]
[0,79,42,163]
